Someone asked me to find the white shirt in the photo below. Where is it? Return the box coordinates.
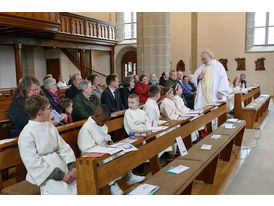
[160,98,182,120]
[123,108,150,134]
[173,95,191,114]
[108,87,116,98]
[18,120,75,187]
[143,98,160,126]
[57,81,68,88]
[77,117,112,156]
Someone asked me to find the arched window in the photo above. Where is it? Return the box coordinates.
[246,12,274,52]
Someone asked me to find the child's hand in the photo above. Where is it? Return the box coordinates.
[62,173,74,184]
[50,120,60,126]
[60,113,68,122]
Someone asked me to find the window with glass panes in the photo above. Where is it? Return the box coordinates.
[123,12,137,40]
[253,12,274,46]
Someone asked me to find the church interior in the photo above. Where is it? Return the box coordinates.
[0,3,274,200]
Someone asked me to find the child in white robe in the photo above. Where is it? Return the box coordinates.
[143,85,162,126]
[124,94,151,135]
[18,96,77,195]
[160,87,183,120]
[172,84,191,114]
[78,104,145,195]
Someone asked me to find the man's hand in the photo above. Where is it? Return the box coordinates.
[69,168,77,180]
[217,93,223,100]
[198,72,205,80]
[62,173,74,184]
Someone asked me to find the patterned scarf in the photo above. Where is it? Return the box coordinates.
[47,89,59,103]
[67,113,72,123]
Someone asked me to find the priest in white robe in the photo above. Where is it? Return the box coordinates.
[193,50,230,110]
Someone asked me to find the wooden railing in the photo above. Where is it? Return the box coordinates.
[58,12,116,41]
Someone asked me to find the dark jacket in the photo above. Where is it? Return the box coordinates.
[119,87,136,109]
[42,88,62,114]
[8,96,30,137]
[159,77,167,86]
[188,82,197,92]
[241,79,247,88]
[164,78,177,88]
[101,87,125,112]
[72,92,97,121]
[65,84,78,100]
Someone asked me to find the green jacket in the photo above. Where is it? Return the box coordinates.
[164,78,177,88]
[72,92,99,121]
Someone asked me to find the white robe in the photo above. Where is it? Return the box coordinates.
[78,117,112,156]
[173,95,191,114]
[124,108,150,135]
[18,120,76,195]
[160,98,182,120]
[143,98,160,126]
[193,59,230,110]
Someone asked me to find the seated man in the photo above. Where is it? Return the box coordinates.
[179,75,195,109]
[101,74,125,112]
[240,73,247,88]
[18,95,77,195]
[77,104,145,195]
[65,74,82,100]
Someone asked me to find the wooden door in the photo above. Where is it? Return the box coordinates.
[121,50,137,79]
[46,58,61,80]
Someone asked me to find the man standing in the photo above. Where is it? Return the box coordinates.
[164,70,178,88]
[193,50,230,110]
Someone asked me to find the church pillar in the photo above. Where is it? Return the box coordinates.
[14,43,23,85]
[137,12,170,78]
[191,12,198,74]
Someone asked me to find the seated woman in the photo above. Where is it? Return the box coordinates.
[43,78,68,122]
[148,73,159,86]
[233,76,241,88]
[72,80,98,121]
[88,74,103,101]
[119,76,136,109]
[8,75,41,137]
[135,74,149,104]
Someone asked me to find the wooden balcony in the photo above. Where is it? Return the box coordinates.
[0,12,117,46]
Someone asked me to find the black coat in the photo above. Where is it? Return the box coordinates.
[65,84,78,100]
[8,96,30,137]
[101,87,125,112]
[119,87,136,109]
[159,77,167,86]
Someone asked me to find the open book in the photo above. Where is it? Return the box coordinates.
[128,184,159,195]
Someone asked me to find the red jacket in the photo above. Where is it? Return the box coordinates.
[135,81,149,104]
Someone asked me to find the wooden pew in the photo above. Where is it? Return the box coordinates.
[76,102,229,194]
[234,86,270,129]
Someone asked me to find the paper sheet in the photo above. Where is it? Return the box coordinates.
[51,110,64,122]
[221,123,236,129]
[226,118,241,123]
[110,143,138,152]
[128,184,159,195]
[211,134,222,140]
[88,145,122,155]
[176,136,188,156]
[201,144,212,150]
[167,165,190,174]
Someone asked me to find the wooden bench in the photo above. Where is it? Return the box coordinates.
[234,86,270,129]
[145,119,245,194]
[76,103,228,194]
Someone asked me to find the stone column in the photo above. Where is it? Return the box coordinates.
[191,12,198,74]
[137,12,170,78]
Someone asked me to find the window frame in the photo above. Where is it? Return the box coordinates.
[123,12,137,40]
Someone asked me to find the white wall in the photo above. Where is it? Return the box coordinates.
[73,12,116,23]
[197,12,274,95]
[33,47,47,83]
[92,51,110,84]
[170,12,192,75]
[0,45,17,88]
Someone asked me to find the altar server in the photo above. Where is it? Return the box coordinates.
[18,95,77,195]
